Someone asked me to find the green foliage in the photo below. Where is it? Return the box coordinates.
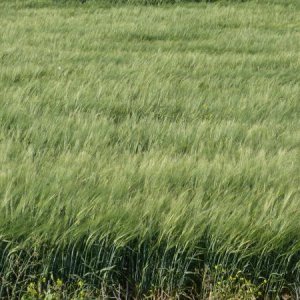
[0,0,299,298]
[21,276,89,299]
[202,265,269,299]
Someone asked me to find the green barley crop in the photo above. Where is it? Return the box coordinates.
[0,0,299,298]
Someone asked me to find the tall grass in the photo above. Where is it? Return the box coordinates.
[0,0,299,298]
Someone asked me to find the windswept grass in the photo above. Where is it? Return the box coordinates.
[0,0,299,298]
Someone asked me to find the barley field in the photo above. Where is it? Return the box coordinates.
[0,0,299,298]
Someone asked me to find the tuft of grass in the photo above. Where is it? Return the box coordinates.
[0,0,299,298]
